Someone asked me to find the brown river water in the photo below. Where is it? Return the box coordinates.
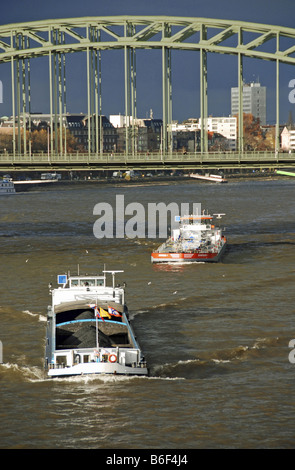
[0,176,294,449]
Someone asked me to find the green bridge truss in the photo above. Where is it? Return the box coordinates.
[1,16,295,170]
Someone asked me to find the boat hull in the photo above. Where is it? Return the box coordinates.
[151,242,227,263]
[47,361,148,377]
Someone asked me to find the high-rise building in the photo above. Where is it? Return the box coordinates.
[231,82,266,125]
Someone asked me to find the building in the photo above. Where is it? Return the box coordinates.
[281,126,295,151]
[30,113,117,152]
[172,116,237,150]
[135,118,162,152]
[173,130,199,152]
[205,117,237,150]
[65,114,86,147]
[171,119,199,133]
[109,115,163,152]
[80,115,117,152]
[231,82,266,125]
[109,114,132,128]
[4,113,117,152]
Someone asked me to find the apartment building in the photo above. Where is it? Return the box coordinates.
[206,117,237,150]
[231,82,266,125]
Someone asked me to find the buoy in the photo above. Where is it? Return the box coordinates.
[109,354,117,363]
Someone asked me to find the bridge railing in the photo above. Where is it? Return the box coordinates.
[0,151,295,166]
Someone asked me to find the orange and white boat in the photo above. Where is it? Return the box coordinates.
[151,212,227,263]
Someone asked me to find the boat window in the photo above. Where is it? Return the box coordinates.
[82,279,95,286]
[96,279,104,286]
[56,355,67,365]
[71,280,79,286]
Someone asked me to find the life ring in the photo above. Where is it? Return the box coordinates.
[109,354,117,363]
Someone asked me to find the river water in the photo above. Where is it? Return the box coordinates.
[0,176,294,450]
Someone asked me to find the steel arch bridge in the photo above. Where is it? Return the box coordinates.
[1,15,295,171]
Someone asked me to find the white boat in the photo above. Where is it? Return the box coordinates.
[45,269,148,377]
[189,173,227,183]
[151,212,227,263]
[0,178,16,195]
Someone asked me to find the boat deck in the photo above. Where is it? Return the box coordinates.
[56,319,132,350]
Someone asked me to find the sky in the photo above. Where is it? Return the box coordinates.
[1,0,295,124]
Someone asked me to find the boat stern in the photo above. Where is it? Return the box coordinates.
[46,347,148,377]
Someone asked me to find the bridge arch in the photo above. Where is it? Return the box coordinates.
[1,16,295,158]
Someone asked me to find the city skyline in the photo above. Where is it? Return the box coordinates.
[0,1,295,125]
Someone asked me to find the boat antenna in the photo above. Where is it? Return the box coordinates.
[77,264,80,275]
[103,270,124,288]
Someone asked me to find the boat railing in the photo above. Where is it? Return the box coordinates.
[48,362,65,370]
[48,345,145,369]
[156,240,221,254]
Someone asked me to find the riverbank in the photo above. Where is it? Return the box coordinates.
[41,170,283,189]
[8,168,293,192]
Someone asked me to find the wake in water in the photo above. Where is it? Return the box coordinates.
[0,362,45,382]
[0,306,47,323]
[151,337,280,380]
[22,310,47,322]
[133,295,194,317]
[0,336,280,385]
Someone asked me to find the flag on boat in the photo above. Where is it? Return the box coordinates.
[89,304,112,320]
[108,306,122,317]
[95,306,104,321]
[88,304,105,321]
[100,307,112,319]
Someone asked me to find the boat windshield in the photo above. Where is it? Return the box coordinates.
[70,278,105,287]
[181,216,212,224]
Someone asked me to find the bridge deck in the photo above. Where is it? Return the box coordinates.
[0,152,295,171]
